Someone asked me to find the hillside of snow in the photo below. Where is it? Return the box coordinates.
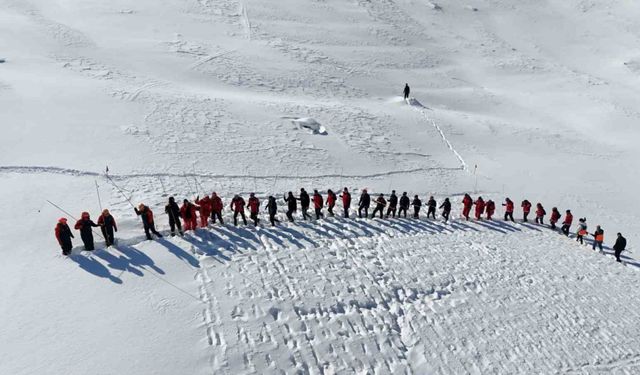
[2,0,640,373]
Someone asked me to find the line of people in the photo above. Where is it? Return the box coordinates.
[53,189,628,263]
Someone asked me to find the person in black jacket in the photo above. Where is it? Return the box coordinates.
[358,189,370,218]
[298,188,310,220]
[440,198,451,223]
[398,192,410,218]
[613,233,627,262]
[371,194,387,218]
[74,212,99,250]
[55,218,74,255]
[386,190,398,218]
[266,196,279,226]
[427,196,437,219]
[97,209,118,247]
[284,192,297,222]
[165,197,183,236]
[403,83,410,100]
[411,195,422,218]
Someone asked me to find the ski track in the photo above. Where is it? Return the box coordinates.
[79,217,640,374]
[0,165,462,180]
[410,104,468,172]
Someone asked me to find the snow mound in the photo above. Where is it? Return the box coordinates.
[291,117,327,135]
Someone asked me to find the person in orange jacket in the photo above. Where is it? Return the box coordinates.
[180,199,198,231]
[521,199,532,222]
[210,192,224,225]
[55,217,74,255]
[474,197,485,220]
[535,203,546,225]
[485,199,495,220]
[462,194,473,220]
[195,195,212,228]
[312,190,324,219]
[503,198,514,222]
[550,207,561,229]
[591,225,604,253]
[561,209,573,236]
[230,195,247,226]
[247,193,260,226]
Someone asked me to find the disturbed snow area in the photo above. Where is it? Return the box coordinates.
[2,0,640,373]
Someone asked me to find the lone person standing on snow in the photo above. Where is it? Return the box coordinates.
[403,83,410,100]
[613,233,627,262]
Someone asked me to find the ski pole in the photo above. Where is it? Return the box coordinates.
[184,172,196,198]
[46,200,107,241]
[105,174,136,209]
[95,180,103,211]
[158,176,168,196]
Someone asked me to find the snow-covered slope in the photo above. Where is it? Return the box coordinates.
[2,0,640,373]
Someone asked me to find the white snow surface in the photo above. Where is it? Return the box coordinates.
[2,0,640,373]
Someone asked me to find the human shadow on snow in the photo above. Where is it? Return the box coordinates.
[69,253,123,284]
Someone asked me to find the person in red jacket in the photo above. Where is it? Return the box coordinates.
[55,217,74,255]
[195,195,212,228]
[521,199,532,222]
[134,204,163,240]
[550,207,561,229]
[503,198,514,222]
[462,194,473,220]
[340,188,351,218]
[561,209,573,236]
[312,190,324,219]
[97,209,117,247]
[535,203,546,225]
[326,189,337,217]
[247,193,260,226]
[74,211,99,251]
[230,195,247,226]
[485,199,495,220]
[474,196,485,220]
[210,192,224,225]
[180,199,198,231]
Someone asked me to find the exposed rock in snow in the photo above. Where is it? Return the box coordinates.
[291,117,327,135]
